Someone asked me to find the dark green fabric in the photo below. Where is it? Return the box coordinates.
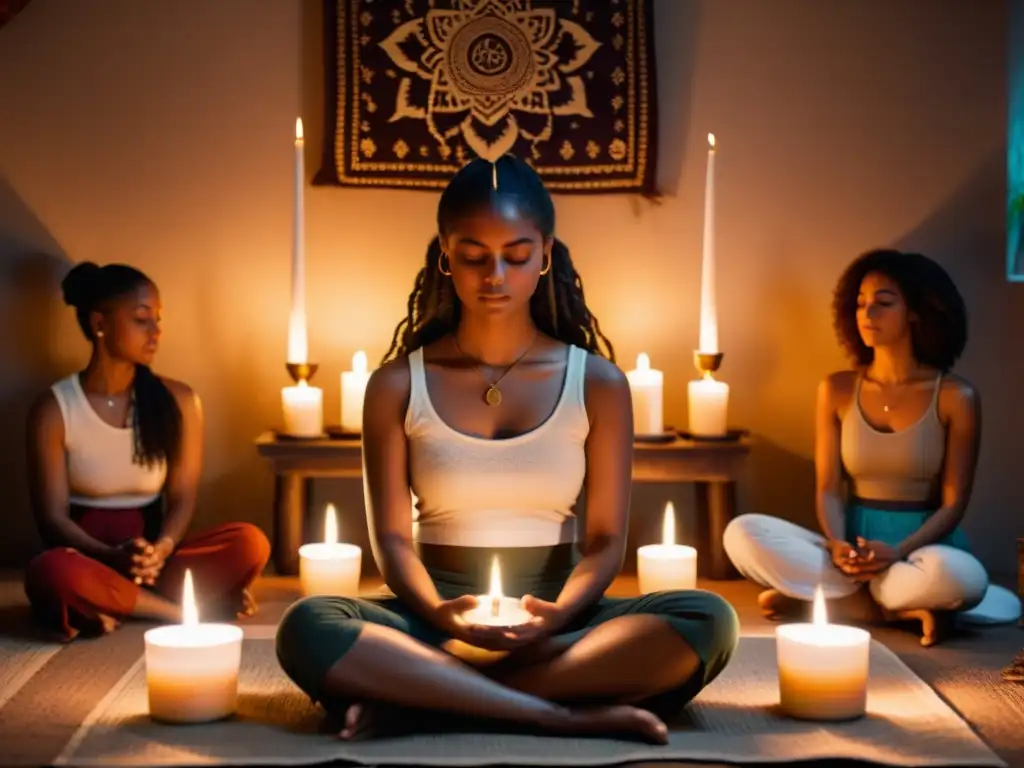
[275,588,739,718]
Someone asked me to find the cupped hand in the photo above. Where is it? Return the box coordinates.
[129,538,172,586]
[827,539,858,571]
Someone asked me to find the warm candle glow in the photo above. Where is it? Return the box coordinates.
[181,568,198,627]
[295,117,304,141]
[708,132,716,149]
[812,585,827,626]
[636,352,650,371]
[625,353,663,435]
[324,503,338,544]
[352,350,368,375]
[463,555,531,627]
[688,373,729,437]
[488,555,503,599]
[662,501,675,546]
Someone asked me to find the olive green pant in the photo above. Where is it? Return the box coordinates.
[276,589,739,719]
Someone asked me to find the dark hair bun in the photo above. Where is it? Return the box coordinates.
[61,261,102,308]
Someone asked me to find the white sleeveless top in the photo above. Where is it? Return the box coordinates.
[51,374,167,509]
[405,345,591,549]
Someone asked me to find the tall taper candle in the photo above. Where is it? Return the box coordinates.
[288,117,307,364]
[699,133,717,354]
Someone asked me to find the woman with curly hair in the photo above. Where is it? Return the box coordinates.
[275,155,739,742]
[724,249,1020,646]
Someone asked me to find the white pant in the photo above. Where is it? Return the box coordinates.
[723,513,989,613]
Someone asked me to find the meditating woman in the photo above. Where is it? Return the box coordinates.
[724,249,1021,646]
[276,156,738,743]
[24,262,271,640]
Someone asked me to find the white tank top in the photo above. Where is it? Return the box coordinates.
[405,345,590,548]
[51,374,167,509]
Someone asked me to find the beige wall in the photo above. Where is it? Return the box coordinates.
[0,0,1018,577]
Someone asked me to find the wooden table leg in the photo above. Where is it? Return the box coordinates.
[273,472,306,575]
[695,480,739,580]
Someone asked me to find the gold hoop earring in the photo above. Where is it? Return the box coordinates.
[438,252,452,277]
[539,253,551,276]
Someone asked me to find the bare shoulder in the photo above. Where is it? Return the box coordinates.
[160,377,201,414]
[819,369,857,408]
[365,356,412,407]
[27,388,61,433]
[584,352,629,406]
[938,373,979,414]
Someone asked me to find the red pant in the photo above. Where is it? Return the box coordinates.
[24,507,271,639]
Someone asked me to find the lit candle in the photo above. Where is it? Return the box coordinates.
[699,133,717,355]
[340,350,371,433]
[298,503,362,597]
[687,374,729,437]
[776,586,871,721]
[625,353,664,436]
[144,569,244,724]
[288,116,307,365]
[637,502,697,593]
[463,556,533,627]
[281,379,323,437]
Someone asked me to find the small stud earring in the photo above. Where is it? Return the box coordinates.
[96,331,104,338]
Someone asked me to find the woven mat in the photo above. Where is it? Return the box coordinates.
[0,634,63,710]
[51,633,1004,767]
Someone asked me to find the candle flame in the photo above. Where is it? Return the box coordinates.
[707,133,716,149]
[352,350,368,375]
[296,117,304,141]
[662,501,675,546]
[812,585,828,626]
[636,352,650,372]
[182,568,198,627]
[487,555,503,599]
[324,503,338,544]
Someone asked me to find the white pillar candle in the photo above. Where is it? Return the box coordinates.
[699,133,718,355]
[299,503,362,597]
[637,502,697,593]
[340,350,371,433]
[288,117,308,365]
[625,353,664,436]
[144,569,244,724]
[281,379,323,437]
[687,373,729,437]
[463,556,533,627]
[776,586,871,721]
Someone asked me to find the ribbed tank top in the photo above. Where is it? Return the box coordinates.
[840,373,945,504]
[405,345,590,549]
[51,374,167,509]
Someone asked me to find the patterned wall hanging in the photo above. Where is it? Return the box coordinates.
[315,0,657,194]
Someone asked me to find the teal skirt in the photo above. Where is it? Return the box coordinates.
[845,503,970,552]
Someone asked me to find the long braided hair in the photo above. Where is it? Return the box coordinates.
[61,262,183,468]
[382,156,615,363]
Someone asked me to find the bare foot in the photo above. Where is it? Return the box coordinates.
[556,705,669,744]
[97,613,120,635]
[236,588,258,620]
[882,608,953,647]
[337,702,381,741]
[757,589,800,621]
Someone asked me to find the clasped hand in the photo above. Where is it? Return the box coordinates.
[438,594,563,653]
[111,537,172,586]
[829,537,899,580]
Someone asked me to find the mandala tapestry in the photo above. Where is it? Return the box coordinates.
[315,0,657,193]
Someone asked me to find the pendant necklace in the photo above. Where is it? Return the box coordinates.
[452,332,538,407]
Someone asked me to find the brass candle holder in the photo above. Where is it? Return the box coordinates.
[694,351,724,376]
[285,362,319,384]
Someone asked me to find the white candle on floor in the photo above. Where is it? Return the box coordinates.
[144,569,244,724]
[340,350,371,433]
[298,503,362,597]
[637,502,698,592]
[463,556,532,627]
[282,379,323,437]
[776,586,871,721]
[626,353,664,436]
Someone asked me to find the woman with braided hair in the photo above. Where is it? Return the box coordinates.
[24,262,270,640]
[276,156,738,742]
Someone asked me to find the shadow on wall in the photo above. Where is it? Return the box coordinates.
[0,175,73,566]
[894,147,1022,577]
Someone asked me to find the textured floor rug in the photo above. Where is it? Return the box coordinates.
[49,633,1004,768]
